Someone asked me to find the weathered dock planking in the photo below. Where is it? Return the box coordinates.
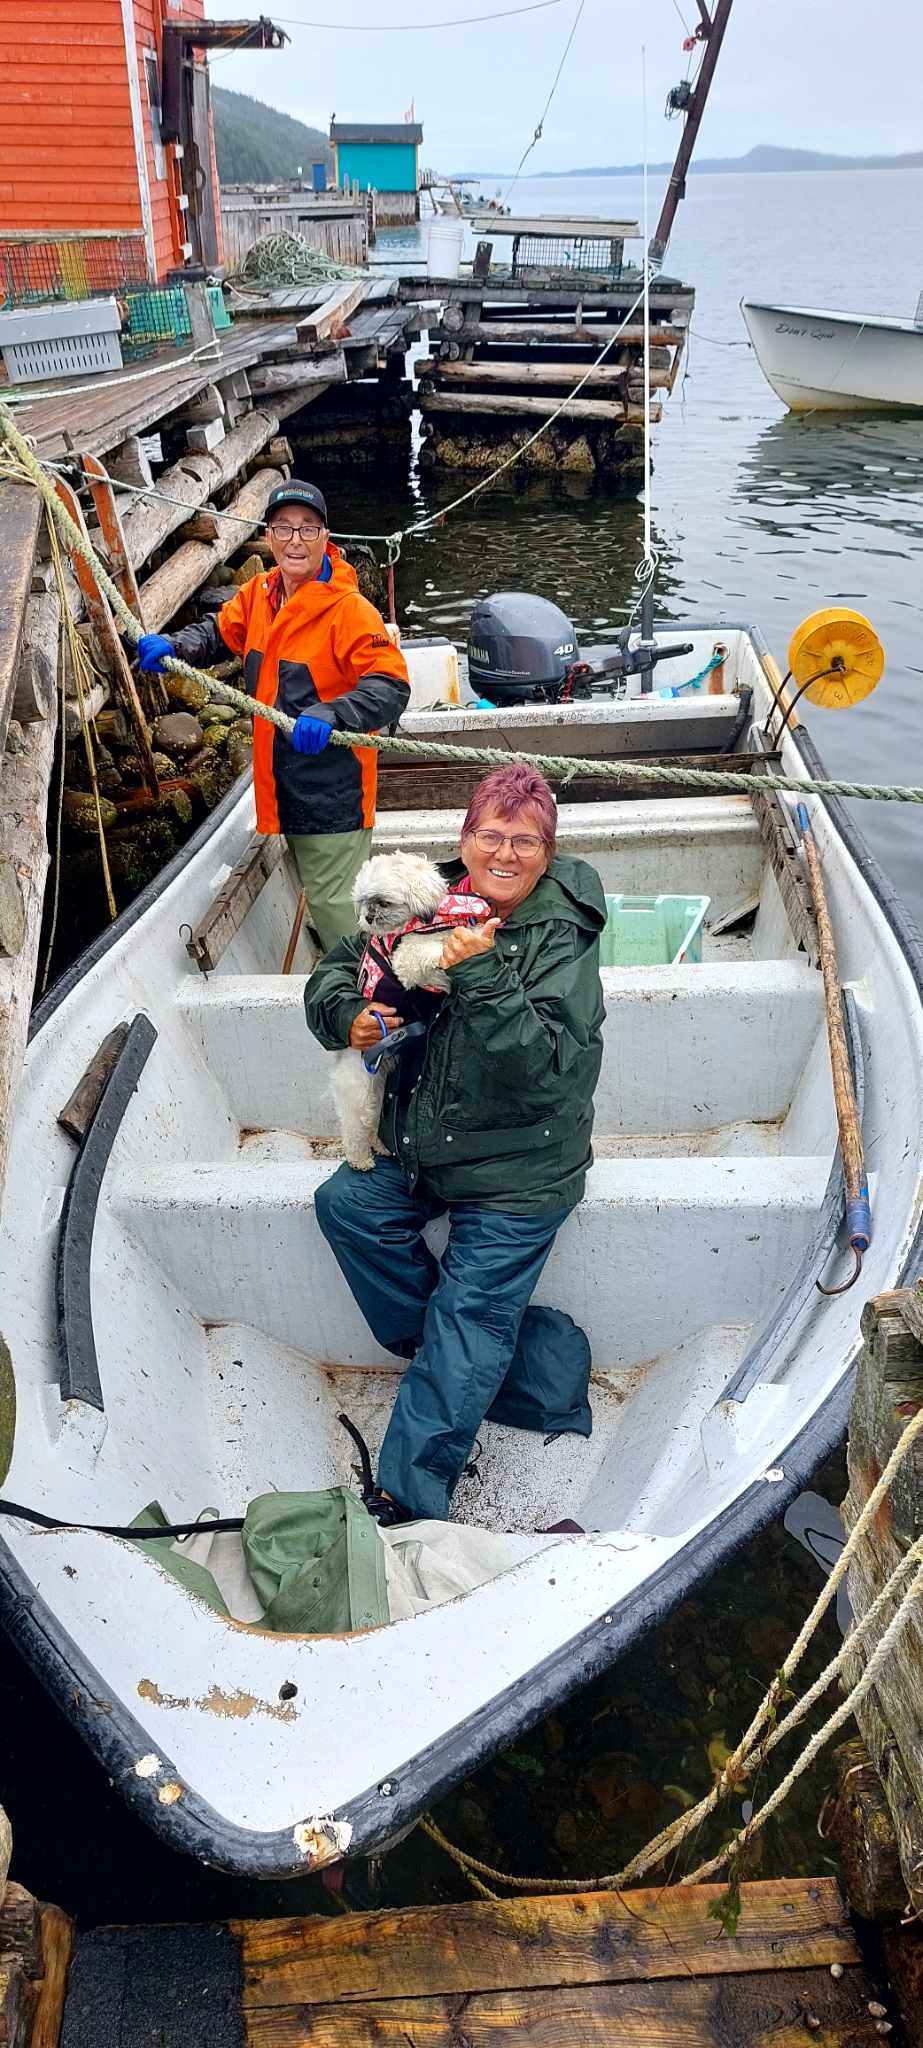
[32,1878,894,2047]
[7,320,299,462]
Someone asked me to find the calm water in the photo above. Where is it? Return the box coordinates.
[5,169,922,1925]
[341,165,923,924]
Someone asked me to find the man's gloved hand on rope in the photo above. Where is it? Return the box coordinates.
[137,632,176,675]
[290,713,333,755]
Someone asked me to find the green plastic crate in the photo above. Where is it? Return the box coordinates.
[123,284,231,347]
[600,893,711,966]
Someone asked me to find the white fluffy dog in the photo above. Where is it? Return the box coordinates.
[330,851,459,1172]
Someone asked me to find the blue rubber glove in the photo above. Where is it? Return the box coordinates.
[137,632,175,675]
[290,713,333,755]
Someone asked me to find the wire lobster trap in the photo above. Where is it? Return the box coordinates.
[510,232,626,283]
[0,233,150,312]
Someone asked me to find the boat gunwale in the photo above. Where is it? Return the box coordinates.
[5,618,923,1875]
[741,299,923,336]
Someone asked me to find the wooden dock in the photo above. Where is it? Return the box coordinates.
[411,222,693,483]
[1,1876,907,2047]
[0,271,420,1222]
[827,1287,923,1925]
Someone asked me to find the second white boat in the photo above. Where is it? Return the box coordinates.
[741,297,923,411]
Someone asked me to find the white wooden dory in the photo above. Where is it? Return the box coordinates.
[0,624,921,1876]
[741,298,923,412]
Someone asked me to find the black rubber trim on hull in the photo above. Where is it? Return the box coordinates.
[56,1015,157,1409]
[0,625,919,1875]
[0,1362,855,1875]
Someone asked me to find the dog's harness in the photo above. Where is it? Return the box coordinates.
[357,884,494,1004]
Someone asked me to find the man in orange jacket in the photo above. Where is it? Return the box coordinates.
[137,480,411,951]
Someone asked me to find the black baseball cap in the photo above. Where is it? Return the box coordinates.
[265,480,328,524]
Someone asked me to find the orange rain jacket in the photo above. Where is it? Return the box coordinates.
[171,545,410,836]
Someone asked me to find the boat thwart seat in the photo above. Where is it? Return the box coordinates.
[175,957,825,1154]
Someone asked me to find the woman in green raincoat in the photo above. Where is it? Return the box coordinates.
[304,762,606,1524]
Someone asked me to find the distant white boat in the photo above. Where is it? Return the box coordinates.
[741,298,923,412]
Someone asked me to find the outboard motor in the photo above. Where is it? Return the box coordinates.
[467,592,581,706]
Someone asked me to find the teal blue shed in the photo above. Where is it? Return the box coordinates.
[331,122,422,224]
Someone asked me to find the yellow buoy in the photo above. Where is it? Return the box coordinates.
[787,608,884,711]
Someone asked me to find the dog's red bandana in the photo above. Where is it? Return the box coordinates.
[358,876,495,1000]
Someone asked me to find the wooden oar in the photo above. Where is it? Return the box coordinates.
[797,802,871,1293]
[282,889,307,974]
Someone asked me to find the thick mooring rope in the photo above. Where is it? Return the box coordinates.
[4,402,923,812]
[420,1401,923,1899]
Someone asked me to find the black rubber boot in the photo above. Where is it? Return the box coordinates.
[363,1489,416,1529]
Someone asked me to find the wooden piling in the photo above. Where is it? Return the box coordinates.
[418,267,691,481]
[836,1288,923,1921]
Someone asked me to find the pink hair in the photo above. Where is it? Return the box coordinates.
[461,763,557,856]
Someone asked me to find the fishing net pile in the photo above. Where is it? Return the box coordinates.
[229,230,364,292]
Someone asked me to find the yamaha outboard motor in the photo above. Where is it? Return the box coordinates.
[467,592,580,706]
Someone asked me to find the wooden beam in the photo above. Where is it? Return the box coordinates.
[469,214,640,239]
[749,788,818,961]
[378,750,777,813]
[410,279,694,312]
[186,419,226,455]
[79,450,144,621]
[107,436,154,492]
[248,357,347,396]
[419,358,672,391]
[53,477,159,796]
[236,1878,860,2010]
[419,391,661,424]
[29,1904,74,2048]
[172,383,226,427]
[12,630,56,728]
[0,482,42,757]
[120,407,281,573]
[432,320,685,346]
[185,832,286,974]
[0,594,59,1210]
[295,281,367,341]
[0,1959,26,2048]
[138,466,284,631]
[0,1885,42,1979]
[242,1970,885,2046]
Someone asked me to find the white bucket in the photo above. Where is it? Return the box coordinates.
[425,218,465,279]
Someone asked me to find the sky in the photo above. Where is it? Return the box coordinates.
[206,0,923,175]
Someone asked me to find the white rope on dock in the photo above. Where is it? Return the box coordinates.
[0,341,222,409]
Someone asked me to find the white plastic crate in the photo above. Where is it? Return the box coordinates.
[0,298,122,384]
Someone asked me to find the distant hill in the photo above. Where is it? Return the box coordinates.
[453,143,923,178]
[212,87,332,184]
[560,143,923,176]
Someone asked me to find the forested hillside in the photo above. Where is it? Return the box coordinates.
[212,87,332,184]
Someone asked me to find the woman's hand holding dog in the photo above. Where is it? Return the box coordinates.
[348,1004,403,1049]
[440,918,502,970]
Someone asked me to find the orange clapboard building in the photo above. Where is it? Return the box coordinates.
[0,4,284,285]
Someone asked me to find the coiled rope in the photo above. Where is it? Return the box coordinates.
[3,397,923,814]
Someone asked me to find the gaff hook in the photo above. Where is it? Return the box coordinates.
[816,1243,864,1297]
